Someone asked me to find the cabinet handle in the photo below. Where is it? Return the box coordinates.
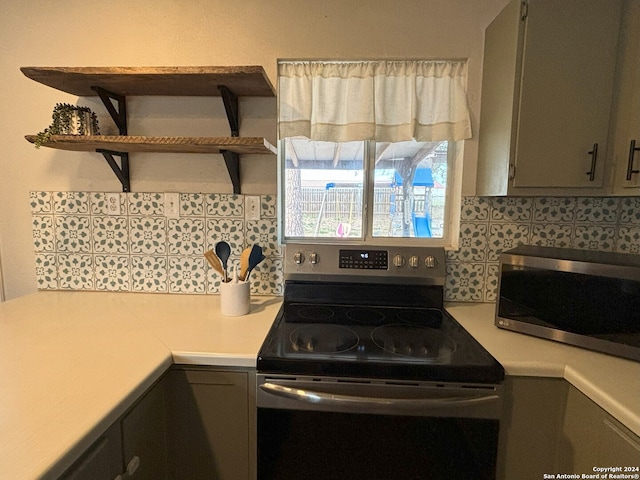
[586,143,598,181]
[125,455,140,477]
[626,139,640,181]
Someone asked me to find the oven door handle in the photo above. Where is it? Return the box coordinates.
[259,382,500,412]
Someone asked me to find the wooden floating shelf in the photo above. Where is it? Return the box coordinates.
[22,65,277,193]
[20,66,276,97]
[25,135,277,155]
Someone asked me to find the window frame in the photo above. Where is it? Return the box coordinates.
[277,139,462,249]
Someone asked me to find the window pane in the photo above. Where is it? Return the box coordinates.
[372,141,448,239]
[282,138,365,239]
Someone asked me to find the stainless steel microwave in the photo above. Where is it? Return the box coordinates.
[496,246,640,362]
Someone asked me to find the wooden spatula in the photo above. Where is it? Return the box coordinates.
[239,247,252,281]
[204,249,225,279]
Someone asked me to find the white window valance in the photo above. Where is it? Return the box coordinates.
[278,60,472,143]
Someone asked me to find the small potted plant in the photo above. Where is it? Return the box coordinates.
[34,103,100,148]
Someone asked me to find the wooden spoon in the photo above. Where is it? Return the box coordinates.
[204,249,225,279]
[239,247,252,281]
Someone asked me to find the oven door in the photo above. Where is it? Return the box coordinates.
[257,374,503,480]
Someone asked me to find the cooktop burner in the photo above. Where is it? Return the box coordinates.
[371,324,456,359]
[287,315,456,360]
[297,306,335,321]
[290,325,359,353]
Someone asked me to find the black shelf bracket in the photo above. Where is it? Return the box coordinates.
[97,149,130,192]
[218,85,241,193]
[93,86,129,191]
[91,86,128,135]
[218,85,239,137]
[221,150,241,194]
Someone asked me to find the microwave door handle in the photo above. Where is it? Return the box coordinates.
[259,382,500,411]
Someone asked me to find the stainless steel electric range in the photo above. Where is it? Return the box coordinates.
[256,244,505,480]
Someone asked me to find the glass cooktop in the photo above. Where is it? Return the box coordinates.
[258,301,504,384]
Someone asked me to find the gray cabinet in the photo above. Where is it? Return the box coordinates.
[121,377,169,480]
[57,367,252,480]
[477,0,622,196]
[58,378,169,480]
[497,376,568,480]
[609,0,640,194]
[166,368,252,480]
[557,385,640,473]
[58,423,123,480]
[498,377,640,480]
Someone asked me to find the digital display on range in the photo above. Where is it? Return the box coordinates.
[339,249,388,269]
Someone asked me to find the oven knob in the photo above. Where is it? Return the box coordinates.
[392,254,405,268]
[309,252,319,265]
[408,255,420,268]
[424,255,438,268]
[293,252,305,265]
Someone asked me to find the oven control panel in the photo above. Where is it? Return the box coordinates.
[284,244,446,283]
[339,249,388,270]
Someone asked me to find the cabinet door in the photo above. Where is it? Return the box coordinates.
[557,384,600,472]
[58,423,122,480]
[513,0,621,189]
[167,369,250,480]
[121,379,169,480]
[477,0,622,195]
[610,0,640,193]
[497,377,568,480]
[599,418,640,465]
[558,386,640,473]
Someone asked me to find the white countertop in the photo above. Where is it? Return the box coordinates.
[447,302,640,439]
[0,291,282,480]
[0,292,638,479]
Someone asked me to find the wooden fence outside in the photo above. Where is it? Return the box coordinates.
[298,187,445,236]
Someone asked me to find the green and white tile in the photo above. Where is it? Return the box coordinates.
[206,194,244,217]
[30,191,53,214]
[487,223,529,261]
[131,256,168,293]
[533,197,576,223]
[128,192,164,216]
[55,216,92,253]
[575,197,619,223]
[616,226,640,254]
[92,216,128,253]
[573,225,615,251]
[168,218,205,255]
[53,192,90,214]
[32,215,56,252]
[57,254,93,290]
[445,262,485,302]
[95,255,130,291]
[179,193,205,217]
[206,218,245,253]
[530,224,573,248]
[129,217,167,254]
[246,219,281,257]
[490,197,533,222]
[35,253,57,290]
[169,256,206,294]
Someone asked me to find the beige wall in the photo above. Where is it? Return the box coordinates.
[0,0,508,300]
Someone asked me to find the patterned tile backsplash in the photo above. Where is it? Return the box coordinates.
[30,193,640,302]
[30,192,283,295]
[446,196,640,302]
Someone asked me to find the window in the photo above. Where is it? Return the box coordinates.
[278,60,471,248]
